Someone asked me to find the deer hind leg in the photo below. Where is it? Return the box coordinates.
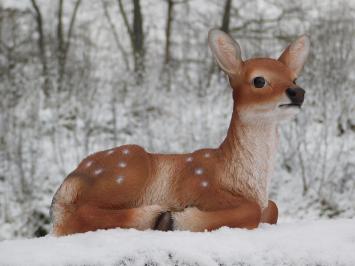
[172,201,261,232]
[52,204,166,236]
[261,200,278,224]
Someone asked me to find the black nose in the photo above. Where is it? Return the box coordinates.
[286,87,305,105]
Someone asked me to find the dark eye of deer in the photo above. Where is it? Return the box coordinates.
[253,76,266,88]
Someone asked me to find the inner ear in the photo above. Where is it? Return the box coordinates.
[208,29,243,76]
[278,35,310,76]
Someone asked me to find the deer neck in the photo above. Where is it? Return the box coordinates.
[219,103,278,209]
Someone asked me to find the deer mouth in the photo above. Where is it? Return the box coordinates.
[278,103,302,109]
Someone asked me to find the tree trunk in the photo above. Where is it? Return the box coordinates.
[101,0,130,70]
[207,0,233,87]
[30,0,51,97]
[164,0,174,64]
[220,0,232,33]
[56,0,82,92]
[117,0,145,84]
[57,0,65,91]
[132,0,144,82]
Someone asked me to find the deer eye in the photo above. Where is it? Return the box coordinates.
[252,76,266,88]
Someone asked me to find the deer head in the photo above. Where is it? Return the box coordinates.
[208,29,310,123]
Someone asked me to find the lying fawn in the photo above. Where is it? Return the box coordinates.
[51,29,310,236]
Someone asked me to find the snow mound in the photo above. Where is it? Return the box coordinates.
[0,219,354,266]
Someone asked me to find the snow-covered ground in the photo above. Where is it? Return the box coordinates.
[0,219,354,266]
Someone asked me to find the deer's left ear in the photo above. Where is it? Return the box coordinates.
[278,35,310,76]
[208,29,243,76]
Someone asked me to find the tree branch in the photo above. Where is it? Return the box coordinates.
[65,0,82,54]
[57,0,64,56]
[101,0,130,70]
[164,0,174,64]
[220,0,232,33]
[30,0,50,96]
[117,0,133,44]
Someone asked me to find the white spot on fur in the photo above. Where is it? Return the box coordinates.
[118,161,127,168]
[201,181,209,187]
[204,153,211,158]
[85,161,93,168]
[94,168,103,175]
[195,167,204,175]
[116,175,124,184]
[106,149,115,155]
[122,148,129,155]
[186,156,193,162]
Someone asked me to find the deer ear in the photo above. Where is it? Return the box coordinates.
[208,29,243,76]
[278,35,310,76]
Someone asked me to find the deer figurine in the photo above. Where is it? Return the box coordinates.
[51,29,310,236]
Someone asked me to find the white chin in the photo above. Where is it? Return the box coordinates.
[278,106,301,119]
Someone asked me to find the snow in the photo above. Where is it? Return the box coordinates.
[0,219,354,266]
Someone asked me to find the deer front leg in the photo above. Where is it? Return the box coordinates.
[172,201,261,232]
[261,200,278,224]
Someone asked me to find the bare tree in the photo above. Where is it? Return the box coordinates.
[30,0,51,97]
[118,0,144,83]
[164,0,174,64]
[206,0,233,86]
[101,0,130,70]
[220,0,232,33]
[56,0,82,92]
